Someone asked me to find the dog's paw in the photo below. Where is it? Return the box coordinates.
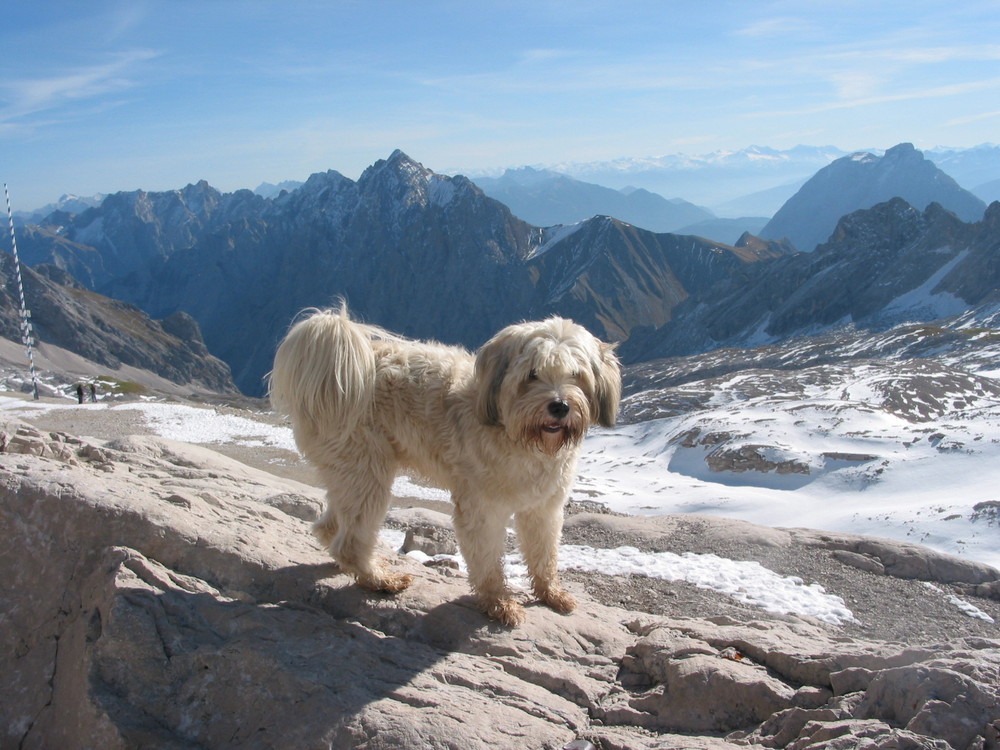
[482,596,527,627]
[538,587,578,615]
[357,571,414,594]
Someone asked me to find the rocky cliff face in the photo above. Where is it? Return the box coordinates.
[0,253,237,394]
[626,199,1000,364]
[18,151,777,395]
[528,217,789,340]
[760,143,987,252]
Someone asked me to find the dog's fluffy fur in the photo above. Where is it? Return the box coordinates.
[269,306,621,625]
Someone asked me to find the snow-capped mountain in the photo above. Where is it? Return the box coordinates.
[759,143,987,252]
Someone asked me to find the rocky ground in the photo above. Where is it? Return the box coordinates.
[19,393,1000,645]
[4,392,1000,749]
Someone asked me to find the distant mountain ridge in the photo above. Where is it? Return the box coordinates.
[534,145,848,211]
[472,143,1000,217]
[13,194,106,227]
[254,180,304,199]
[472,167,713,233]
[15,151,787,395]
[759,143,987,252]
[926,143,1000,194]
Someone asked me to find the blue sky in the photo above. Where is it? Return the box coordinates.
[2,0,1000,209]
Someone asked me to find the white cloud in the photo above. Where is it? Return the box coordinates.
[733,16,818,38]
[0,49,158,125]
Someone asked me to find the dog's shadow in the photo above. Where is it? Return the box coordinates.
[268,561,497,653]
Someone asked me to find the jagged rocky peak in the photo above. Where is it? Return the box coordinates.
[824,197,924,247]
[175,179,222,216]
[844,142,923,167]
[99,180,220,222]
[358,149,471,209]
[822,197,973,259]
[287,169,357,213]
[981,198,1000,226]
[359,149,430,199]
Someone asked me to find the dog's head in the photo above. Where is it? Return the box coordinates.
[474,318,621,455]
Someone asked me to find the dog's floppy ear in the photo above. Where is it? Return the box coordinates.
[474,330,514,426]
[591,341,622,428]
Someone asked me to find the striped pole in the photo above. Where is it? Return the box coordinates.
[3,184,40,400]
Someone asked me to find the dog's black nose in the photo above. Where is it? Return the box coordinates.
[548,400,570,419]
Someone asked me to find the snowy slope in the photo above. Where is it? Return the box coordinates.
[582,361,1000,570]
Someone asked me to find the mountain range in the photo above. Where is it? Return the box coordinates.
[624,198,1000,363]
[533,143,1000,212]
[536,144,848,211]
[15,151,789,395]
[7,147,1000,401]
[472,144,988,248]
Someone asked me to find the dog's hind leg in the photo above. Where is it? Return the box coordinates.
[312,445,412,594]
[453,499,525,626]
[515,505,577,615]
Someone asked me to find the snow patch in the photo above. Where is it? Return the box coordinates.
[528,222,585,259]
[427,175,456,207]
[881,249,970,320]
[380,529,854,625]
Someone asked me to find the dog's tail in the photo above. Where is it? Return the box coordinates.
[268,305,377,449]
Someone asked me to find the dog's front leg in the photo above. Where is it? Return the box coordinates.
[452,501,525,626]
[515,505,577,615]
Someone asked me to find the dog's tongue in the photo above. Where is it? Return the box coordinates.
[542,422,564,433]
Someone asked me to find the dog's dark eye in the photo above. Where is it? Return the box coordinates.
[528,369,539,381]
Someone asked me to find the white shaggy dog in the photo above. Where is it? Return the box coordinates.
[269,305,621,626]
